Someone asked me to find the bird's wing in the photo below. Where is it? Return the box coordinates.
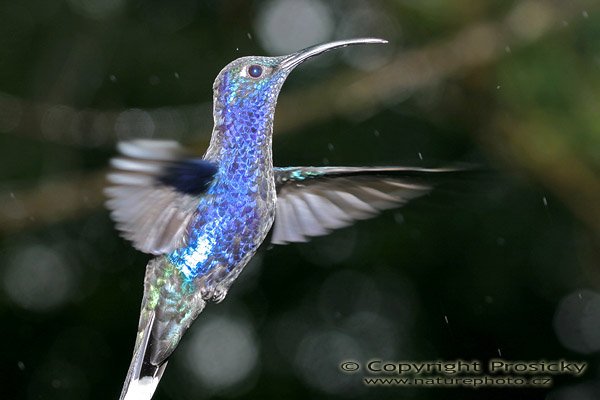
[105,140,217,255]
[272,166,460,245]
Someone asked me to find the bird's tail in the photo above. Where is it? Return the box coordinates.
[118,257,207,400]
[119,311,167,400]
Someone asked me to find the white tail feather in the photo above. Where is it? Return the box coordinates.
[121,375,163,400]
[119,312,168,400]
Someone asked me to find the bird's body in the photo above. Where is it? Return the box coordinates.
[106,38,462,400]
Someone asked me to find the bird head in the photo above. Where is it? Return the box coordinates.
[211,38,388,125]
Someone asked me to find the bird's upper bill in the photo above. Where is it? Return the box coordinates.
[278,38,388,71]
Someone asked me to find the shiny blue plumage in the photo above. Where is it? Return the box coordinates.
[106,39,455,400]
[168,56,287,283]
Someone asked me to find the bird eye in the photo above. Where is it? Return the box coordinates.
[247,65,263,78]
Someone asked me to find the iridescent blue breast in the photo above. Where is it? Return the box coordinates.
[167,166,275,280]
[167,56,281,282]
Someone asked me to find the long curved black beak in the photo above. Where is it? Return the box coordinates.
[278,38,388,71]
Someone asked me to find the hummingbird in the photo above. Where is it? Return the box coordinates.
[106,38,460,400]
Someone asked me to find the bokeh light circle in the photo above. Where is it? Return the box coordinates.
[184,315,259,390]
[256,0,334,55]
[3,244,75,311]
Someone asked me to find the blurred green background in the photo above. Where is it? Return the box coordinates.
[1,0,599,399]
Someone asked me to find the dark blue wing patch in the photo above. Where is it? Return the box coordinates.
[158,159,218,195]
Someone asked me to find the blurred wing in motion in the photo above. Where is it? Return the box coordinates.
[272,166,462,245]
[105,140,217,255]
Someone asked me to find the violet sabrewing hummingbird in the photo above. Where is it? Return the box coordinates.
[106,38,459,400]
